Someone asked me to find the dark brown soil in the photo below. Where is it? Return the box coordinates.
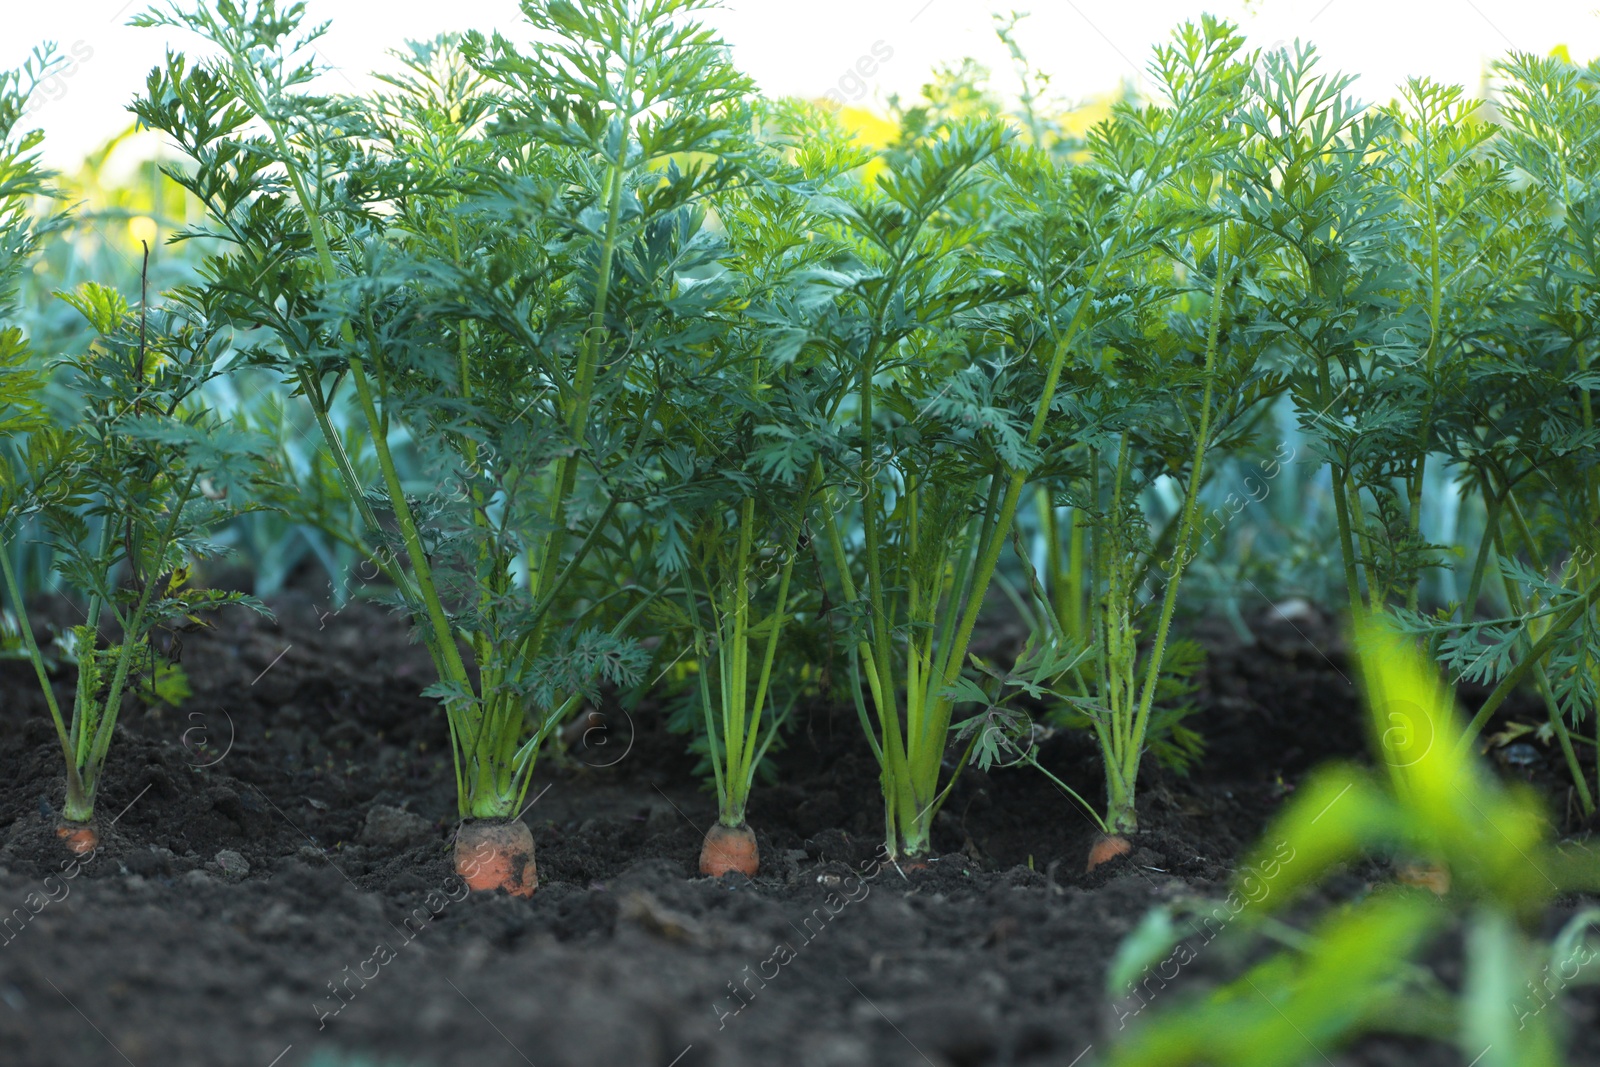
[1,594,1596,1067]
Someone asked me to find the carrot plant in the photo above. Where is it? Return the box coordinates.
[806,20,1261,856]
[1438,52,1600,798]
[2,50,265,843]
[1369,76,1534,617]
[676,483,811,876]
[984,20,1263,839]
[810,115,1016,861]
[134,0,754,890]
[1230,44,1406,627]
[130,3,516,853]
[2,263,270,841]
[1224,44,1600,805]
[648,124,853,875]
[1231,48,1600,806]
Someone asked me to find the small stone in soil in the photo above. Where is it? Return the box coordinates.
[214,850,250,878]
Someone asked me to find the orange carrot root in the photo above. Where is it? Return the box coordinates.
[56,822,98,856]
[700,823,759,878]
[455,819,538,897]
[1086,833,1132,873]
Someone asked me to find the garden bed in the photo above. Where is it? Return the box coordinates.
[2,594,1594,1067]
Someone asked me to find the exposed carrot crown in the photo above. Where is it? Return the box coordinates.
[455,820,538,898]
[700,823,759,879]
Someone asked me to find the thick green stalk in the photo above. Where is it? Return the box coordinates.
[730,470,820,823]
[723,499,754,823]
[1038,491,1063,635]
[1066,506,1086,645]
[346,359,473,690]
[1039,491,1088,646]
[452,309,502,791]
[1102,435,1135,769]
[687,571,728,808]
[890,243,1117,855]
[855,342,921,851]
[70,626,98,770]
[1115,222,1232,831]
[822,486,914,850]
[533,56,637,612]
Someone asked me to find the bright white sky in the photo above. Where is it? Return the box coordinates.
[5,0,1597,170]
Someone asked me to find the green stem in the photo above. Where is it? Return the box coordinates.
[1406,125,1444,615]
[1491,524,1594,814]
[1118,219,1232,832]
[534,56,637,611]
[1442,483,1501,651]
[901,239,1119,851]
[855,338,919,853]
[83,511,115,634]
[1317,355,1367,616]
[1346,480,1382,612]
[686,568,728,811]
[724,497,753,823]
[1038,490,1061,634]
[347,357,472,694]
[295,370,388,565]
[227,57,467,704]
[1068,507,1086,644]
[1025,751,1110,835]
[821,485,910,853]
[0,536,78,790]
[731,469,820,822]
[1458,570,1600,752]
[84,474,199,797]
